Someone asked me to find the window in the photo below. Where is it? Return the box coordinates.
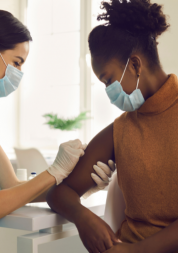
[1,0,177,154]
[19,0,81,149]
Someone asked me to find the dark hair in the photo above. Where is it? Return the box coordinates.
[0,10,32,51]
[88,0,170,69]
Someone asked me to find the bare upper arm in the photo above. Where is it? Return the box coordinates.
[60,123,115,197]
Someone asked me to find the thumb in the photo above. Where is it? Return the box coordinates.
[74,148,85,157]
[109,230,120,245]
[82,143,87,150]
[114,239,122,244]
[66,146,85,158]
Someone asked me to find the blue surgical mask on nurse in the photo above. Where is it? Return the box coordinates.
[0,53,23,97]
[105,58,145,112]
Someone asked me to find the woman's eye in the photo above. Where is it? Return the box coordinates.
[106,78,111,86]
[14,62,20,67]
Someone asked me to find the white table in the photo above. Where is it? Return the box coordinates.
[0,191,107,253]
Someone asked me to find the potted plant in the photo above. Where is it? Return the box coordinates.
[43,112,89,145]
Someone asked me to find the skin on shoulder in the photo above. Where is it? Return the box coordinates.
[48,123,115,198]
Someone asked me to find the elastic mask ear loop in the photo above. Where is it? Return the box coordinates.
[120,58,130,84]
[0,53,7,67]
[136,74,140,89]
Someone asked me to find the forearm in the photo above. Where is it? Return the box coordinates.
[15,179,52,202]
[0,146,19,189]
[0,171,55,218]
[30,188,51,202]
[135,219,178,253]
[47,183,90,224]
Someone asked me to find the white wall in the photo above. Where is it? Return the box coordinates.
[0,0,20,15]
[157,0,178,76]
[19,0,81,149]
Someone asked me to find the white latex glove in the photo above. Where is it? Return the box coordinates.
[82,160,116,199]
[47,139,87,185]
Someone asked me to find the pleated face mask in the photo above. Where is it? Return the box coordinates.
[0,53,23,97]
[105,58,145,112]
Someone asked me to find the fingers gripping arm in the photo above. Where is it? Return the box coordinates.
[83,160,116,199]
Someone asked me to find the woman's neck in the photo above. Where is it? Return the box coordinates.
[140,67,169,101]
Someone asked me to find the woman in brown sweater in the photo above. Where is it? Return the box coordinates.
[47,0,178,252]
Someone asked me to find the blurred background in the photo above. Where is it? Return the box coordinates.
[0,0,178,252]
[0,0,123,163]
[0,0,177,160]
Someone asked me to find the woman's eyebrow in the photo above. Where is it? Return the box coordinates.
[15,56,24,64]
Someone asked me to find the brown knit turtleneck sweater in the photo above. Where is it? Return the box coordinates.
[114,74,178,243]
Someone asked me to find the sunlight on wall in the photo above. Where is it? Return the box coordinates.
[19,0,81,149]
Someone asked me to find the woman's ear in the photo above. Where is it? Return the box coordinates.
[129,55,142,77]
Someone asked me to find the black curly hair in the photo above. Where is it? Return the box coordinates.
[0,10,32,52]
[88,0,170,69]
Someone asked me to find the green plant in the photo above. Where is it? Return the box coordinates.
[43,112,90,131]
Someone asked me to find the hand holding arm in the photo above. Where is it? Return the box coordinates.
[47,139,86,185]
[83,160,116,199]
[0,140,86,217]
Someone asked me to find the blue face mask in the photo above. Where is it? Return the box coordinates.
[105,58,145,112]
[0,53,23,97]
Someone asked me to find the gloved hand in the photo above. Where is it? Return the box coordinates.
[83,160,116,198]
[47,139,87,185]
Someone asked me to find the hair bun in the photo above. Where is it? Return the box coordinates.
[97,0,170,38]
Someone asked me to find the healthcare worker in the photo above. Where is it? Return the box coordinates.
[0,10,115,219]
[46,0,178,253]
